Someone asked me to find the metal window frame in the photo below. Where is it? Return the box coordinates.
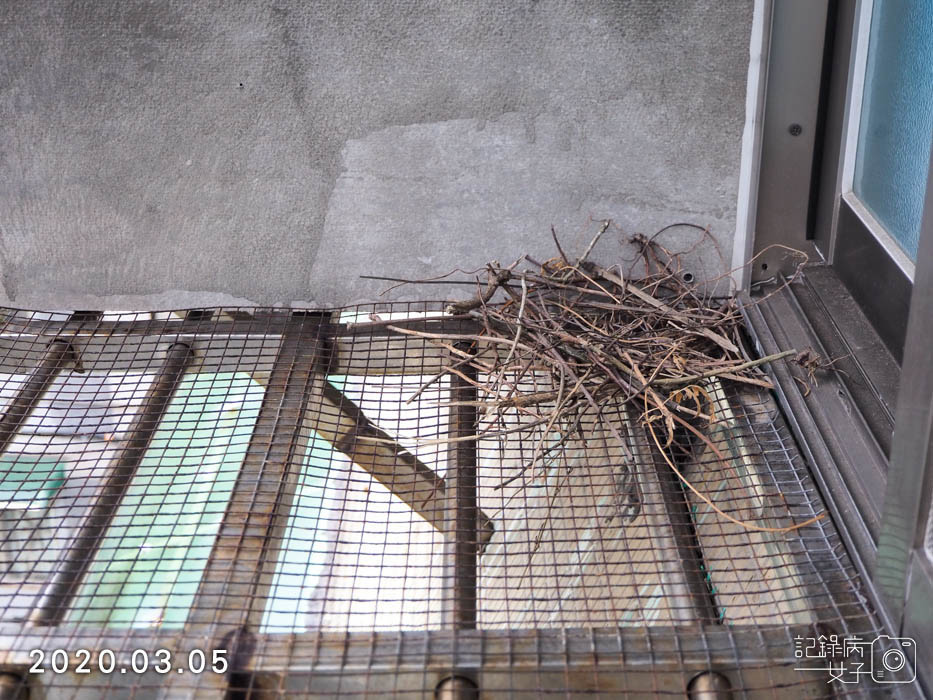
[743,0,895,581]
[814,0,914,360]
[835,0,917,285]
[876,139,933,686]
[754,0,916,360]
[750,0,831,281]
[751,0,933,692]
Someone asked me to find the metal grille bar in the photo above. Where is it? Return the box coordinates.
[0,340,74,456]
[647,434,721,625]
[447,363,479,632]
[28,341,193,626]
[186,316,323,632]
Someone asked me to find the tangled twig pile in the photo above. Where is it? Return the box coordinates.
[379,221,823,533]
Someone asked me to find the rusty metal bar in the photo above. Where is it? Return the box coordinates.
[0,339,73,456]
[28,342,193,626]
[446,364,479,630]
[0,623,832,694]
[0,316,496,377]
[185,316,322,632]
[0,314,473,340]
[439,359,481,700]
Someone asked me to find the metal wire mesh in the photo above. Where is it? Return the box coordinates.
[0,305,914,698]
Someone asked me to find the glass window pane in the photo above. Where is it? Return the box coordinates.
[853,0,933,261]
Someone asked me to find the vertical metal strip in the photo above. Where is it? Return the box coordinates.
[751,0,828,280]
[877,140,933,627]
[29,341,193,625]
[439,359,480,699]
[447,365,479,630]
[617,398,720,626]
[0,339,74,457]
[184,316,321,634]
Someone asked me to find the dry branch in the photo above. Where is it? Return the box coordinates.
[364,221,818,533]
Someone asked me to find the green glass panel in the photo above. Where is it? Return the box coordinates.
[0,456,65,506]
[853,0,933,261]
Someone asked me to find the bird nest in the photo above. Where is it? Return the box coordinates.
[375,221,821,534]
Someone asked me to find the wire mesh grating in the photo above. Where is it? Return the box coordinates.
[0,305,913,698]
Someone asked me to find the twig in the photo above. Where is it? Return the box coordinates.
[551,225,570,265]
[645,397,824,533]
[446,265,514,314]
[576,219,611,266]
[503,273,528,366]
[380,221,818,535]
[651,349,796,387]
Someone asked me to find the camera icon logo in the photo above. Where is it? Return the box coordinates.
[870,636,917,684]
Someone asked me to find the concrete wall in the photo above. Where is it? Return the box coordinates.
[0,1,754,309]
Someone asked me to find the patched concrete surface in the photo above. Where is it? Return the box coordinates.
[0,1,753,309]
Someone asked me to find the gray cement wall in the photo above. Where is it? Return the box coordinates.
[0,1,753,310]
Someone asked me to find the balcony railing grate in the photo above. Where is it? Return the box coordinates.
[0,305,898,698]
